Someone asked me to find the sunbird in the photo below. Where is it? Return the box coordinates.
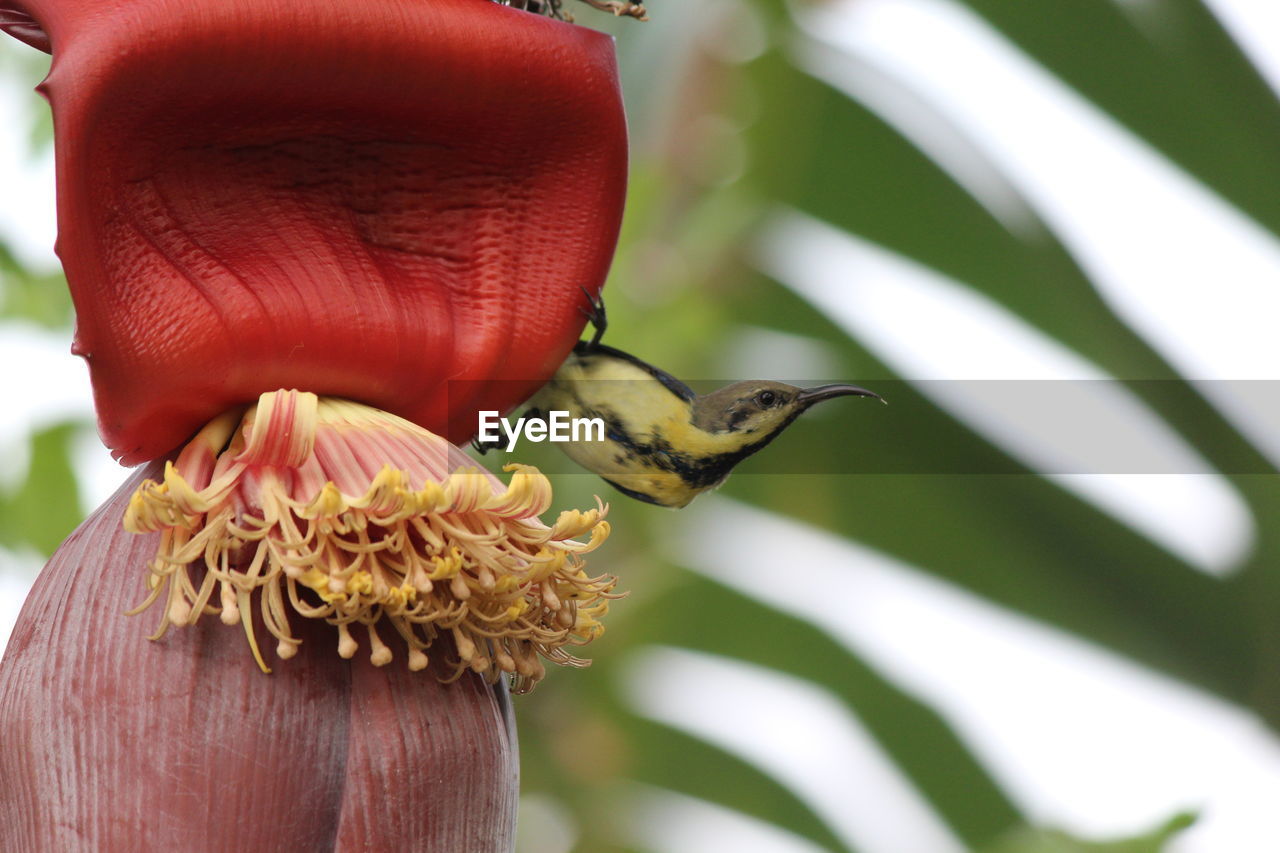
[476,293,883,508]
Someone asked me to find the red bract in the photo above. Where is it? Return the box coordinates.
[3,0,627,464]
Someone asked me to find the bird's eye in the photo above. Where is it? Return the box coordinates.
[755,390,778,408]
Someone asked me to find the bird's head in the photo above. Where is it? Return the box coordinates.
[690,380,882,440]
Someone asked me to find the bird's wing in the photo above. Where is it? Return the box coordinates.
[572,341,697,402]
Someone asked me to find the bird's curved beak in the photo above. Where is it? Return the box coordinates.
[797,383,884,408]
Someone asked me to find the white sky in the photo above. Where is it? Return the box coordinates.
[757,210,1254,575]
[1203,0,1280,100]
[803,0,1280,475]
[657,500,1280,853]
[4,1,1280,850]
[0,58,55,272]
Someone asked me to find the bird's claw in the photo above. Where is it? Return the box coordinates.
[577,0,648,20]
[579,285,608,350]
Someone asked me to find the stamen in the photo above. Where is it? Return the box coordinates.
[367,625,393,667]
[336,623,358,659]
[125,389,618,691]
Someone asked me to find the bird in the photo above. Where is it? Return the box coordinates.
[475,291,883,508]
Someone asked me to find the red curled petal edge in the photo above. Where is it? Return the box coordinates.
[6,0,627,464]
[0,3,50,52]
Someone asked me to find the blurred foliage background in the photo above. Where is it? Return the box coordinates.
[4,0,1280,850]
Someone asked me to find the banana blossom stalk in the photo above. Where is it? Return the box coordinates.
[0,0,628,847]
